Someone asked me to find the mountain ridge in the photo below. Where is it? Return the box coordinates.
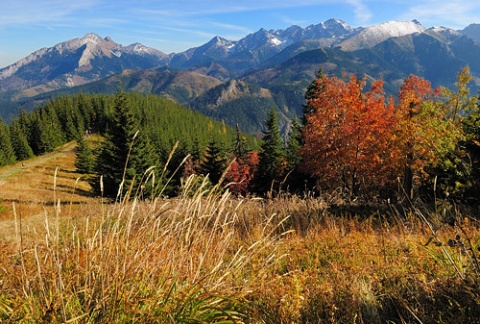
[0,18,449,84]
[2,18,480,135]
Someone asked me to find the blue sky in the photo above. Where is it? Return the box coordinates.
[1,0,479,68]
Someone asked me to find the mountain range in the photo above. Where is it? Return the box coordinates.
[1,18,480,135]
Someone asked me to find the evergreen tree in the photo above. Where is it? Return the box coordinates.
[418,67,479,201]
[302,69,325,125]
[63,107,81,141]
[9,119,34,161]
[94,91,156,198]
[74,135,94,174]
[0,118,16,166]
[190,139,202,163]
[284,116,307,193]
[254,109,286,195]
[74,93,94,132]
[285,117,302,170]
[200,138,227,185]
[28,106,66,155]
[15,109,33,152]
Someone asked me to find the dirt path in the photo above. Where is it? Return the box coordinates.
[0,142,76,184]
[0,141,102,242]
[0,141,97,215]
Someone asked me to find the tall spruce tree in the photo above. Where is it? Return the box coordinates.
[94,91,156,198]
[0,118,16,166]
[74,135,94,174]
[9,119,34,161]
[200,138,227,185]
[302,69,325,125]
[284,116,307,193]
[29,107,65,155]
[254,109,285,195]
[285,117,302,170]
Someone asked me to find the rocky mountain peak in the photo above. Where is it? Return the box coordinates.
[54,33,114,53]
[461,23,480,44]
[0,33,170,91]
[323,18,352,31]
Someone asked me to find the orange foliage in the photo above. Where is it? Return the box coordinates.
[300,74,396,197]
[225,159,252,196]
[224,152,259,196]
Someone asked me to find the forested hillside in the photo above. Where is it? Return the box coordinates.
[0,91,259,196]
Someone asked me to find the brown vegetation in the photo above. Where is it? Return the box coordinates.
[0,142,479,323]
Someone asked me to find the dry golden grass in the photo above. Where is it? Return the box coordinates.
[0,143,479,323]
[0,141,98,240]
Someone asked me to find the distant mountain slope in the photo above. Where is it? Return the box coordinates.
[461,24,480,44]
[0,33,170,96]
[20,68,222,110]
[197,30,480,134]
[169,18,354,76]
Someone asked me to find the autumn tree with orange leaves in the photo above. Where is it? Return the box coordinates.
[300,73,396,199]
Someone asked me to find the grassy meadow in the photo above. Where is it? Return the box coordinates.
[0,141,479,323]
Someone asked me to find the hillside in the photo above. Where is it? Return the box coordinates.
[18,68,223,111]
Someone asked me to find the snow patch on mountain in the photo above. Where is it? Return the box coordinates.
[324,18,351,31]
[339,20,426,50]
[269,36,283,46]
[429,26,460,39]
[213,36,234,48]
[55,33,107,54]
[110,50,122,58]
[125,43,160,55]
[0,32,170,92]
[371,20,425,38]
[2,18,477,93]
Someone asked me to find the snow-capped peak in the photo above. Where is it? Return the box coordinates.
[323,18,352,31]
[49,33,113,55]
[428,26,459,36]
[209,36,234,47]
[126,42,159,55]
[365,20,425,38]
[80,33,105,45]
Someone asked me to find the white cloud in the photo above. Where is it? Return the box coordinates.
[346,0,372,24]
[0,0,99,27]
[399,0,480,28]
[133,0,337,18]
